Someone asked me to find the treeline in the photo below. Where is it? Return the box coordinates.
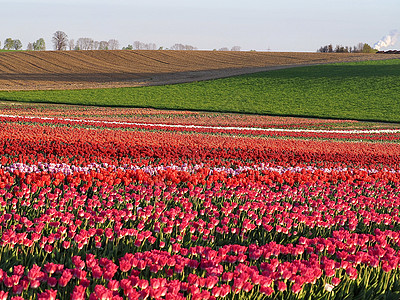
[317,42,377,53]
[122,42,242,51]
[122,42,197,51]
[1,38,27,50]
[1,38,46,51]
[69,38,120,50]
[1,31,243,52]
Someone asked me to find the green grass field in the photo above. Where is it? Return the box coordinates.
[1,59,399,122]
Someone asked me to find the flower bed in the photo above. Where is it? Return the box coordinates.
[0,106,400,299]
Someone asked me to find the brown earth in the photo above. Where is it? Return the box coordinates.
[0,50,399,91]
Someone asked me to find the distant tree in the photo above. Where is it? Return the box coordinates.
[108,39,119,50]
[33,38,46,51]
[52,31,68,50]
[93,41,100,50]
[158,46,163,50]
[170,43,197,50]
[87,38,94,50]
[362,43,376,53]
[170,43,185,50]
[147,43,157,50]
[13,39,22,50]
[184,44,197,50]
[318,42,376,53]
[27,42,34,51]
[133,41,144,50]
[334,45,348,53]
[3,38,14,50]
[317,45,328,52]
[76,38,94,50]
[218,47,229,51]
[68,39,75,50]
[334,45,340,52]
[231,46,241,51]
[355,42,364,52]
[123,44,133,50]
[99,41,109,50]
[133,41,141,50]
[75,38,83,50]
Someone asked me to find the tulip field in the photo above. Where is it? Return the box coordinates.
[1,103,400,299]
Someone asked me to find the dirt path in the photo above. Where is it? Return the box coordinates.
[0,50,399,90]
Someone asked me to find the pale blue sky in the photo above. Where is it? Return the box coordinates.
[1,0,399,51]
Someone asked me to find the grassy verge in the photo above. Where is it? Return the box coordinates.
[0,59,399,122]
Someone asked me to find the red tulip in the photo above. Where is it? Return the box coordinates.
[71,285,86,300]
[276,281,287,292]
[38,289,57,300]
[58,270,73,287]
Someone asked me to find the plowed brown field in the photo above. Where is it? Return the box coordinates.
[0,50,399,90]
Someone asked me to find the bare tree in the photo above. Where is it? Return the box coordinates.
[27,42,34,51]
[131,41,158,50]
[108,39,119,50]
[231,46,241,51]
[68,39,75,50]
[99,41,109,50]
[356,42,364,52]
[76,38,94,50]
[184,44,196,50]
[86,38,94,50]
[147,43,157,50]
[52,31,68,50]
[218,47,229,51]
[133,41,144,50]
[170,43,197,50]
[170,43,184,50]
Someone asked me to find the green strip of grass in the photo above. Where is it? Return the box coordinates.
[1,59,399,122]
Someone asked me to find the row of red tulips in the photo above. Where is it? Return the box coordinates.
[2,115,400,142]
[1,122,400,170]
[0,103,369,129]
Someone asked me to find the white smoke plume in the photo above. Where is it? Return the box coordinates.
[374,30,399,50]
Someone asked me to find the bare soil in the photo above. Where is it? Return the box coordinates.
[0,50,399,91]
